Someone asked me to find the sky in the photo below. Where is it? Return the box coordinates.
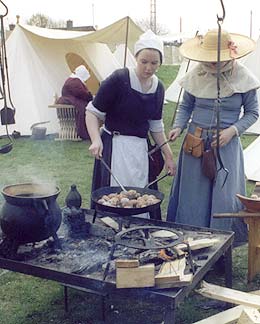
[2,0,260,40]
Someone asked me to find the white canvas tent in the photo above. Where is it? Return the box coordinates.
[241,36,260,134]
[244,136,260,181]
[165,59,197,103]
[113,44,136,68]
[1,16,143,136]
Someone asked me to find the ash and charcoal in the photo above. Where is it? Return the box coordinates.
[0,207,225,281]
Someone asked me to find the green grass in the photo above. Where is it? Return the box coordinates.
[0,64,258,323]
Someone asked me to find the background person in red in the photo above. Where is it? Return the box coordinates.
[57,65,93,140]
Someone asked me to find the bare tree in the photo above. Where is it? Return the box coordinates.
[27,13,66,29]
[135,18,169,35]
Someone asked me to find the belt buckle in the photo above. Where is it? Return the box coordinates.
[113,131,120,136]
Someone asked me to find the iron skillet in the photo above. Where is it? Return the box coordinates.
[91,186,164,216]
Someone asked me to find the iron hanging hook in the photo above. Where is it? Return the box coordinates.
[217,0,226,23]
[215,0,229,187]
[0,1,8,18]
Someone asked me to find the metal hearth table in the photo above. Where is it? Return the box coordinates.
[0,212,234,324]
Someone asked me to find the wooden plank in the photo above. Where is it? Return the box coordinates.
[177,238,220,251]
[155,257,193,288]
[237,308,260,324]
[116,264,155,288]
[192,305,244,324]
[193,291,260,324]
[197,281,260,309]
[115,259,139,268]
[48,104,75,109]
[100,217,125,231]
[151,230,178,239]
[244,217,260,282]
[214,212,260,218]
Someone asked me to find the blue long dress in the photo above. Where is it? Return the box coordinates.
[167,89,259,245]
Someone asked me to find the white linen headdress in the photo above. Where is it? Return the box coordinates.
[70,65,90,82]
[134,30,164,61]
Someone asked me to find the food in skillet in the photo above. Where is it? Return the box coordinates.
[97,189,161,208]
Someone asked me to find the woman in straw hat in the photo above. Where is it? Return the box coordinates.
[86,30,175,219]
[167,29,259,245]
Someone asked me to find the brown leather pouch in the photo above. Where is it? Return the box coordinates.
[202,148,217,181]
[183,127,204,158]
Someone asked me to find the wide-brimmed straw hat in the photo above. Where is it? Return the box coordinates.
[179,29,255,62]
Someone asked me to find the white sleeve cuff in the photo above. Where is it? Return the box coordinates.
[149,119,164,132]
[86,102,106,122]
[230,125,239,136]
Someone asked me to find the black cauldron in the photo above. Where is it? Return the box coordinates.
[0,183,62,244]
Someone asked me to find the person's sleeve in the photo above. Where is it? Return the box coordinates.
[149,119,164,132]
[233,89,259,135]
[92,71,120,112]
[86,101,106,121]
[173,90,195,130]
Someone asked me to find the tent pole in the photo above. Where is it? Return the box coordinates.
[123,16,130,68]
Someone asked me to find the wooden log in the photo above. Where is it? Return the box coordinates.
[116,264,155,288]
[115,259,139,268]
[197,281,260,309]
[237,307,260,324]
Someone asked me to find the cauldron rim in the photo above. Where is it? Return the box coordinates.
[1,182,60,200]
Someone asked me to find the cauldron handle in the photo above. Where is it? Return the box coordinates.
[32,199,53,229]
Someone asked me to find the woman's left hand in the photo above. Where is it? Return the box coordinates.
[211,127,236,147]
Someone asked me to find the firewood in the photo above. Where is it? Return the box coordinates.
[192,305,244,324]
[176,238,220,251]
[155,257,193,288]
[100,216,125,231]
[193,290,260,324]
[151,230,178,239]
[237,307,260,324]
[197,281,260,309]
[115,259,139,268]
[116,263,155,288]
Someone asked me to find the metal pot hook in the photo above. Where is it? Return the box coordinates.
[216,0,229,187]
[0,1,8,18]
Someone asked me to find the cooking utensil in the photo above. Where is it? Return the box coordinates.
[99,157,127,192]
[148,139,171,159]
[144,171,170,189]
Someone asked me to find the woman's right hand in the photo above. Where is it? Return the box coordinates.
[168,127,182,142]
[89,138,103,159]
